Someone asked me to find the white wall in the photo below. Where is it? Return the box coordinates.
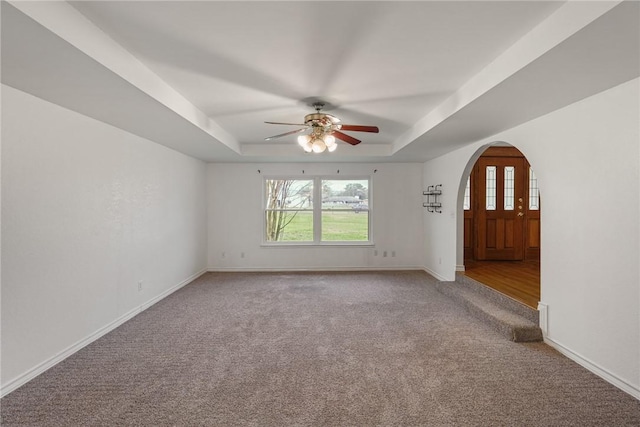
[207,163,424,270]
[423,78,640,397]
[1,85,208,395]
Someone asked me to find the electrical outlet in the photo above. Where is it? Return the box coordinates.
[383,251,387,257]
[438,257,442,265]
[222,251,226,258]
[241,252,245,258]
[138,281,143,292]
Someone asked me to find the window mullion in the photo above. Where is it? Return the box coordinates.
[313,177,322,243]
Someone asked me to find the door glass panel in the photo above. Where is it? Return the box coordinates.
[463,176,471,210]
[486,166,496,210]
[504,166,515,210]
[529,167,539,210]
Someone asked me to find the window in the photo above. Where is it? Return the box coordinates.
[504,166,515,210]
[264,177,370,244]
[322,179,369,242]
[485,166,497,210]
[463,176,471,210]
[529,167,540,210]
[264,179,313,242]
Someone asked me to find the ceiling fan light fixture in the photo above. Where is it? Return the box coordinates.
[265,102,378,153]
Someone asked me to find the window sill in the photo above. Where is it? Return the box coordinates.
[260,242,375,248]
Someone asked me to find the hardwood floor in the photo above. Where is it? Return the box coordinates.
[462,259,540,309]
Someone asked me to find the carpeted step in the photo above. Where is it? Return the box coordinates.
[436,278,543,342]
[455,273,539,324]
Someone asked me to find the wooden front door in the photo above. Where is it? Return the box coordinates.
[475,151,527,260]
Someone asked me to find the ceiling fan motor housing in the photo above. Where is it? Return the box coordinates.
[304,113,340,134]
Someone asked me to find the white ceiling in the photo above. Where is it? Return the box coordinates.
[2,1,638,163]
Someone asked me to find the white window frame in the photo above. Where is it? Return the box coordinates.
[262,175,373,246]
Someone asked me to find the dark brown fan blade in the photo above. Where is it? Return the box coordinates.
[265,121,307,126]
[339,124,379,133]
[333,130,361,146]
[264,128,307,140]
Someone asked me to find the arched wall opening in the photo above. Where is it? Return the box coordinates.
[456,141,541,309]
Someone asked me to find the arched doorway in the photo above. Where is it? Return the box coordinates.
[461,144,541,308]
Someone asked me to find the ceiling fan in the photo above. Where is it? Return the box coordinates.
[264,102,379,153]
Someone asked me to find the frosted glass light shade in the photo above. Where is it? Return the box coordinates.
[311,138,326,153]
[323,134,336,147]
[297,134,311,147]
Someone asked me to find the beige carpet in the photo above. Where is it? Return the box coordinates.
[2,271,638,426]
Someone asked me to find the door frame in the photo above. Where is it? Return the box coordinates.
[458,143,542,266]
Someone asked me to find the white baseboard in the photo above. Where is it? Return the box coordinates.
[207,266,424,273]
[455,264,466,272]
[0,269,207,398]
[544,336,640,400]
[422,266,450,282]
[138,269,206,312]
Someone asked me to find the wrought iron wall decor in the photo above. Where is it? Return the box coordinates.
[423,184,442,213]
